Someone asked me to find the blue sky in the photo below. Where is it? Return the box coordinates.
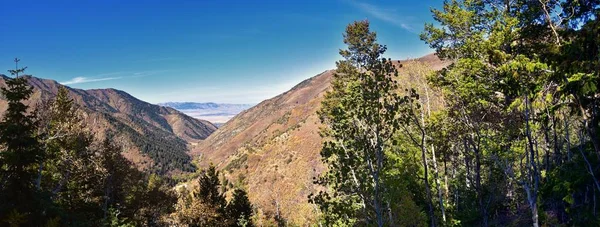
[0,0,443,104]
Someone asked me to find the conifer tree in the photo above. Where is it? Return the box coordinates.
[197,164,227,211]
[137,173,177,225]
[0,58,44,224]
[185,164,227,226]
[36,86,89,193]
[311,20,405,226]
[226,188,254,227]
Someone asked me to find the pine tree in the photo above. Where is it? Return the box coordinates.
[197,164,227,211]
[137,174,176,225]
[310,20,405,226]
[226,188,254,227]
[187,164,227,226]
[97,138,138,224]
[36,86,89,193]
[0,58,44,224]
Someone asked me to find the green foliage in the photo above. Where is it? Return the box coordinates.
[227,188,254,227]
[311,20,411,226]
[174,166,256,226]
[0,61,45,223]
[541,141,600,226]
[3,209,27,227]
[198,164,227,211]
[395,191,427,227]
[419,0,599,226]
[105,208,136,227]
[0,63,178,226]
[108,115,195,174]
[225,153,248,172]
[314,0,598,226]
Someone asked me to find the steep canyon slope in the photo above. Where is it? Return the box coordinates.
[192,54,449,224]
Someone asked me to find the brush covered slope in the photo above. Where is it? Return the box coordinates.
[192,54,449,224]
[0,75,217,174]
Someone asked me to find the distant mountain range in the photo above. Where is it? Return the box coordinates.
[0,75,217,174]
[158,102,253,125]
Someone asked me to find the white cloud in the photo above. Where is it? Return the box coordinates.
[351,1,414,32]
[61,76,122,85]
[60,69,170,85]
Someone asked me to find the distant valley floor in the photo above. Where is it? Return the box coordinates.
[158,102,254,126]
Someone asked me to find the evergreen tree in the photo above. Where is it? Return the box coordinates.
[310,20,406,226]
[136,173,177,225]
[0,58,44,224]
[36,86,90,196]
[189,164,227,226]
[197,164,227,211]
[173,165,258,226]
[174,185,222,227]
[226,188,254,227]
[97,138,139,224]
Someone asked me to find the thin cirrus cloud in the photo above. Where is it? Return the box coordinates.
[61,76,122,85]
[350,1,414,32]
[60,70,170,85]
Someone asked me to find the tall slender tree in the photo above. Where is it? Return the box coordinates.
[310,20,406,226]
[0,58,44,224]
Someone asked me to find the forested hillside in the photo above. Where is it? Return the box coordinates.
[0,75,216,174]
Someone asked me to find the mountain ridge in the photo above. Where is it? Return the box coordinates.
[0,74,217,174]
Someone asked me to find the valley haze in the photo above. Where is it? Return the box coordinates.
[158,102,254,125]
